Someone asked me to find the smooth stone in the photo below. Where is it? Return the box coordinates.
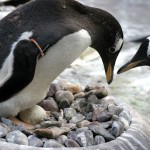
[119,117,130,131]
[74,92,85,99]
[119,110,132,124]
[40,98,58,112]
[0,123,9,138]
[43,139,64,148]
[86,94,99,104]
[101,96,116,105]
[28,135,43,147]
[70,114,85,124]
[55,90,74,104]
[76,120,90,128]
[46,83,59,97]
[86,103,106,112]
[64,83,82,94]
[40,121,61,128]
[65,139,80,147]
[108,104,123,116]
[88,124,115,141]
[76,130,94,147]
[1,117,14,127]
[57,135,68,145]
[6,130,28,145]
[35,127,70,139]
[76,127,89,133]
[64,108,77,122]
[19,105,47,125]
[58,99,70,110]
[110,121,124,137]
[0,138,6,142]
[94,135,105,145]
[96,110,112,122]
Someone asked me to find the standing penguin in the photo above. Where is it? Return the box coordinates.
[118,36,150,74]
[0,0,123,117]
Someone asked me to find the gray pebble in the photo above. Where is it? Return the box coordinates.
[28,135,43,147]
[40,120,61,128]
[43,139,64,148]
[108,104,123,116]
[110,121,124,137]
[0,123,9,138]
[85,112,93,121]
[88,124,115,141]
[67,131,77,141]
[6,130,28,145]
[94,135,105,145]
[58,99,70,110]
[64,108,77,122]
[70,114,85,124]
[96,111,112,122]
[65,139,80,147]
[57,135,68,145]
[1,117,14,127]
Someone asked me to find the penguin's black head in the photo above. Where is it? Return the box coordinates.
[81,5,123,84]
[117,37,150,74]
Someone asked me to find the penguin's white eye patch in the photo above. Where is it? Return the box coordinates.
[115,38,123,52]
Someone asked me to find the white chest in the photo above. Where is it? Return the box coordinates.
[0,29,92,116]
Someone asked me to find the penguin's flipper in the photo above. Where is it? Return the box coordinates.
[0,40,38,102]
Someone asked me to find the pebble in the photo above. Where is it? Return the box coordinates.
[88,124,115,141]
[110,121,124,137]
[76,120,90,128]
[6,130,28,145]
[70,114,85,124]
[96,110,112,122]
[64,83,82,94]
[55,90,74,104]
[46,83,58,97]
[1,117,14,127]
[40,121,61,128]
[58,99,70,110]
[74,92,85,99]
[94,135,105,145]
[64,139,80,147]
[108,104,123,115]
[61,123,77,130]
[35,127,70,139]
[40,98,58,112]
[28,135,43,147]
[64,108,77,122]
[92,107,104,121]
[85,112,93,121]
[57,135,68,145]
[0,123,9,138]
[43,139,65,148]
[67,131,77,141]
[19,105,47,125]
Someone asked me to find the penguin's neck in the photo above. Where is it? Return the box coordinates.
[22,29,91,102]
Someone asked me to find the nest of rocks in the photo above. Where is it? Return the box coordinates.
[0,80,132,148]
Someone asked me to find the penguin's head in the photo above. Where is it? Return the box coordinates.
[117,37,150,74]
[82,6,124,84]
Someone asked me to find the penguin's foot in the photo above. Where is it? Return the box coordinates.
[7,116,34,130]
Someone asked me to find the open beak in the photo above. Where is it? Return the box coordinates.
[117,60,145,74]
[106,62,113,84]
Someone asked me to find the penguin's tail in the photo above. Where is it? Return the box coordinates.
[130,35,149,43]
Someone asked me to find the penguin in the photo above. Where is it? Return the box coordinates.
[0,0,123,117]
[0,0,30,7]
[117,36,150,74]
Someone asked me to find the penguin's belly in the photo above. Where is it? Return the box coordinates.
[0,29,91,117]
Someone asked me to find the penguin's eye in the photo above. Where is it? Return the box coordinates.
[109,47,116,53]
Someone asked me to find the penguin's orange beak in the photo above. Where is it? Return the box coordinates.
[106,62,113,84]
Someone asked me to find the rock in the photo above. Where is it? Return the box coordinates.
[40,98,58,112]
[94,135,105,145]
[0,123,9,138]
[76,127,89,133]
[40,120,61,128]
[6,130,28,145]
[85,112,93,121]
[96,110,112,122]
[76,120,90,128]
[64,108,77,122]
[100,121,113,129]
[65,139,80,147]
[74,92,85,99]
[101,96,116,105]
[92,107,104,121]
[108,104,123,115]
[86,94,100,104]
[57,135,68,145]
[88,124,115,141]
[0,138,6,142]
[1,117,14,127]
[64,83,82,94]
[55,90,74,104]
[61,123,77,130]
[43,139,64,148]
[46,83,58,97]
[28,135,43,147]
[34,127,70,139]
[67,131,77,141]
[76,130,94,147]
[19,105,47,125]
[87,103,106,112]
[110,121,124,137]
[58,99,70,110]
[70,114,85,124]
